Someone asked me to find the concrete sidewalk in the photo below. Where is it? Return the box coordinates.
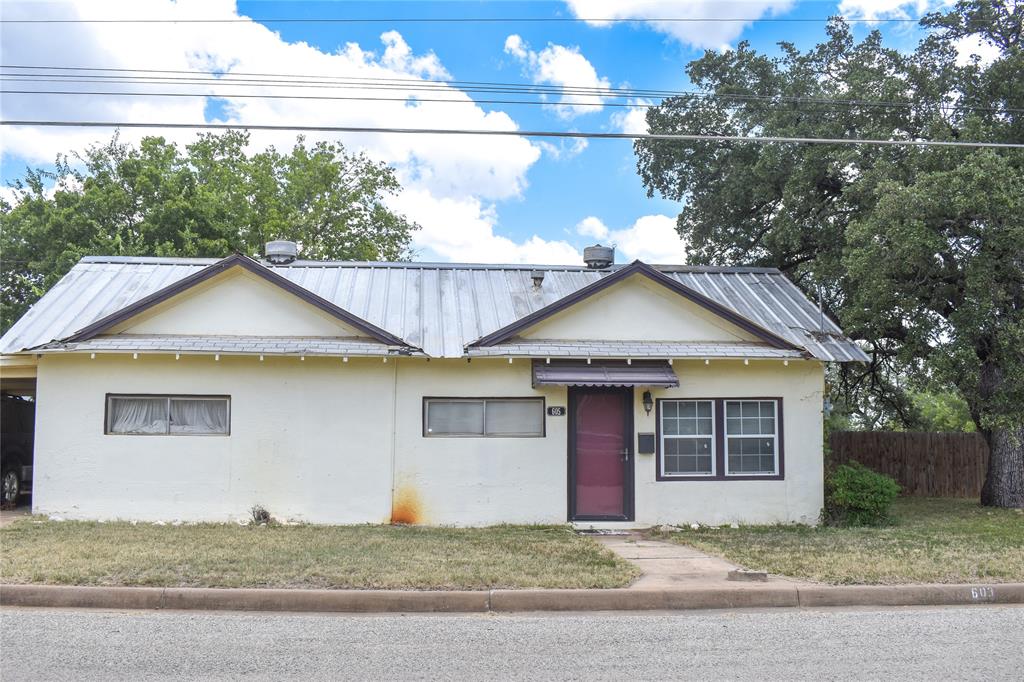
[596,534,805,590]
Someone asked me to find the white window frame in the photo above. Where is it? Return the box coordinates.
[724,399,779,476]
[423,398,545,438]
[105,394,231,436]
[660,399,716,477]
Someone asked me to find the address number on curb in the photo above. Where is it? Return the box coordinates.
[547,406,566,417]
[970,586,995,601]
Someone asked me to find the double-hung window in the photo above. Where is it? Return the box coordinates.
[725,400,778,475]
[424,398,544,437]
[658,398,782,479]
[106,395,230,435]
[660,400,715,476]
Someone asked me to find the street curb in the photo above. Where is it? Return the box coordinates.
[2,583,1022,613]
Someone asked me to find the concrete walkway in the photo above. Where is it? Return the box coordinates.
[597,534,807,590]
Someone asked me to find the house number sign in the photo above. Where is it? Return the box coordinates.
[547,406,566,417]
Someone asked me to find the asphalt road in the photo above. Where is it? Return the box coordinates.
[2,605,1022,681]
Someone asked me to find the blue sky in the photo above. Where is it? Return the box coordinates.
[1,0,946,264]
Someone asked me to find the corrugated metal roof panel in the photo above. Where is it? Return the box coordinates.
[468,340,805,359]
[0,256,868,362]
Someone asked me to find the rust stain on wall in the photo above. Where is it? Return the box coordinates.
[390,484,423,525]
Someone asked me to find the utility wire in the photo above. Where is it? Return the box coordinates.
[0,16,924,25]
[2,120,1019,149]
[0,65,999,112]
[0,89,642,109]
[2,72,1013,114]
[4,89,1014,116]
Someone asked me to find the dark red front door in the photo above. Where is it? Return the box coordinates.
[570,387,633,520]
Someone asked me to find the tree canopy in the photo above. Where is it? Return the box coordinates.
[636,0,1023,506]
[0,130,418,332]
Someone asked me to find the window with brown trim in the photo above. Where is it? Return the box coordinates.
[660,400,715,476]
[656,398,784,481]
[105,394,230,435]
[725,400,779,475]
[423,398,544,437]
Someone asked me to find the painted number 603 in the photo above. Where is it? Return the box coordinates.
[970,586,995,600]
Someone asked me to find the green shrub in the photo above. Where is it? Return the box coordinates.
[823,462,901,526]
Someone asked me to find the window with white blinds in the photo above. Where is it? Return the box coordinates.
[424,398,544,437]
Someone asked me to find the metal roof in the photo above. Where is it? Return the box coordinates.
[0,255,868,362]
[467,340,805,359]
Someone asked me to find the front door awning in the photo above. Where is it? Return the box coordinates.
[532,359,679,388]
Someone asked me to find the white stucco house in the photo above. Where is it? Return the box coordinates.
[0,243,867,527]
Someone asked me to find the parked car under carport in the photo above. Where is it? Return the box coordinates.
[1,393,34,506]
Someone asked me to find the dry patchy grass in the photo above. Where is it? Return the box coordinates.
[0,521,638,590]
[652,498,1024,585]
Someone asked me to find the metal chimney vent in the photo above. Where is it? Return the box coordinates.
[265,240,298,265]
[583,244,614,269]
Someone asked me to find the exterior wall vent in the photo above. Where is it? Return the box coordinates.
[265,240,298,265]
[583,244,615,269]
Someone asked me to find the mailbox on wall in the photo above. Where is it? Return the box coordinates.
[637,433,655,455]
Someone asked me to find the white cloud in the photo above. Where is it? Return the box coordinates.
[0,0,587,264]
[563,1,796,50]
[394,190,581,264]
[535,137,589,161]
[953,34,1002,66]
[610,98,652,134]
[504,35,611,118]
[837,0,933,20]
[576,216,610,240]
[575,215,685,263]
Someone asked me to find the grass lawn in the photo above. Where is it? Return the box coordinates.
[651,498,1024,585]
[0,521,638,590]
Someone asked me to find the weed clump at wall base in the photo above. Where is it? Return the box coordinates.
[823,462,901,527]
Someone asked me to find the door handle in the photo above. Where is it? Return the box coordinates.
[620,448,630,461]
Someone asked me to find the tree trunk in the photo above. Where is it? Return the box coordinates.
[975,355,1024,508]
[980,424,1024,508]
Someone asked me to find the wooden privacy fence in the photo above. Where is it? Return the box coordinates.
[828,431,990,497]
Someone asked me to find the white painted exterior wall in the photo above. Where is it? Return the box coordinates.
[32,354,824,526]
[33,353,396,523]
[631,359,825,526]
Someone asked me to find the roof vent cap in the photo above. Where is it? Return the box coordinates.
[265,240,298,265]
[530,269,545,288]
[583,244,614,269]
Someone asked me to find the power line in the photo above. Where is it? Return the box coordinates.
[5,89,1016,116]
[0,16,923,25]
[3,69,1014,114]
[2,120,1019,149]
[0,89,640,109]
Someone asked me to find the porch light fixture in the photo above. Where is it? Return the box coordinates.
[642,390,654,416]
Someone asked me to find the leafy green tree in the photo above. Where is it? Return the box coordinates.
[0,130,418,332]
[906,391,977,432]
[635,0,1023,507]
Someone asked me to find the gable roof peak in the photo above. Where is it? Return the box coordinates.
[62,253,414,348]
[468,258,803,352]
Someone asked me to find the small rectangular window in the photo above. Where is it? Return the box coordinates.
[725,400,778,475]
[425,398,544,437]
[661,400,715,476]
[106,395,230,436]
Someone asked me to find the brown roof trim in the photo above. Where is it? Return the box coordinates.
[467,260,803,351]
[63,253,413,348]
